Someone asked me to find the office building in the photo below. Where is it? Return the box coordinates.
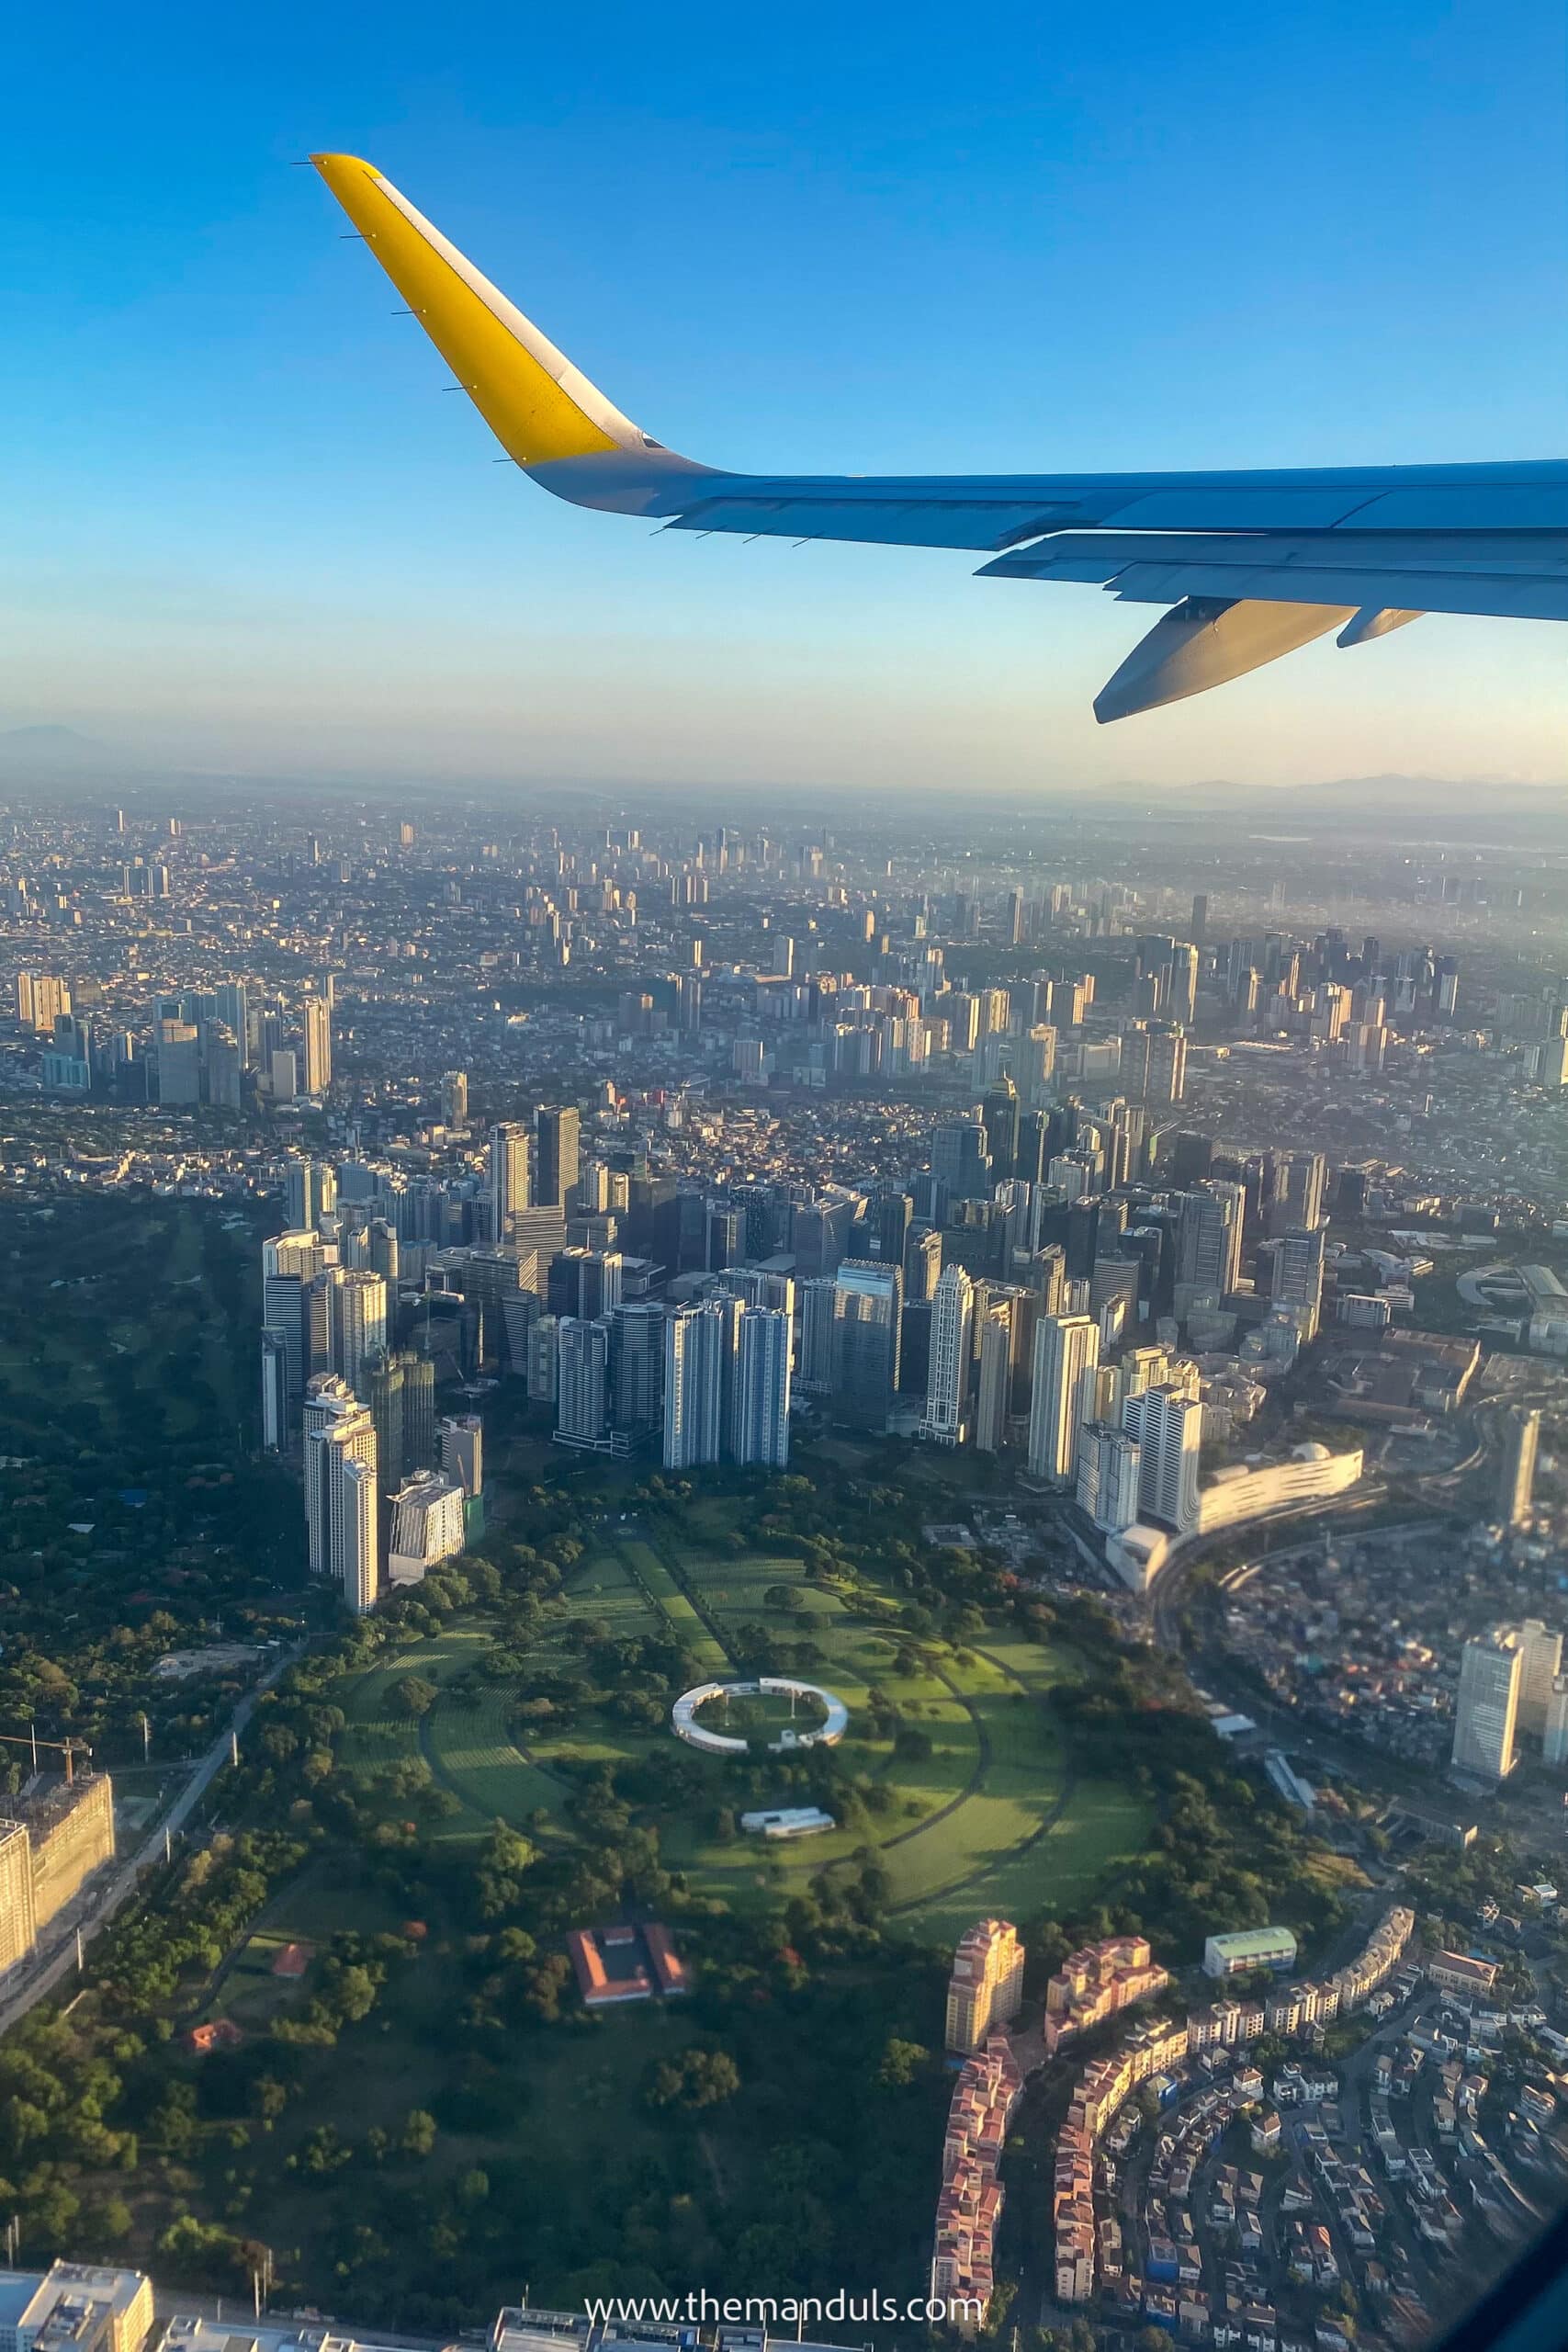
[830,1261,902,1430]
[439,1413,483,1498]
[797,1277,838,1394]
[1177,1180,1246,1304]
[1498,1406,1541,1528]
[1122,1384,1202,1533]
[1510,1617,1562,1736]
[944,1917,1025,2053]
[932,1118,992,1204]
[488,1121,531,1246]
[367,1348,406,1490]
[301,993,332,1094]
[973,1298,1015,1454]
[922,1263,974,1445]
[1451,1629,1524,1781]
[1544,1676,1568,1768]
[731,1306,793,1466]
[1271,1224,1325,1341]
[285,1157,336,1233]
[0,2265,154,2352]
[1271,1149,1326,1235]
[535,1104,581,1208]
[387,1472,468,1585]
[1026,1313,1100,1485]
[261,1228,328,1411]
[440,1069,468,1128]
[155,1019,201,1105]
[400,1351,436,1470]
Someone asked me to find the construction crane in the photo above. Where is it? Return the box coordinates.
[0,1731,92,1784]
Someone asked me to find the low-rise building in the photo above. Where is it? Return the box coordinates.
[1203,1926,1298,1979]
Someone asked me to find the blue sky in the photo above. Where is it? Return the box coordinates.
[3,0,1564,792]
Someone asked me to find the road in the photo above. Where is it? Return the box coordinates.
[0,1644,301,2038]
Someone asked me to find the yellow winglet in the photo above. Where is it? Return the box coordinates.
[310,153,636,468]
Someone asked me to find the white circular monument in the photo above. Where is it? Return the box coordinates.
[671,1676,850,1757]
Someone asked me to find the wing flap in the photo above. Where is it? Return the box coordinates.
[980,531,1568,622]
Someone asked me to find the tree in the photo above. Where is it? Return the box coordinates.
[876,2036,931,2088]
[643,2046,741,2112]
[400,2108,437,2156]
[389,1676,437,1720]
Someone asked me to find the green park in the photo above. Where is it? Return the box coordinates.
[332,1510,1153,1943]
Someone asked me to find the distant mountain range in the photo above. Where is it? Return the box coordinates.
[0,725,129,774]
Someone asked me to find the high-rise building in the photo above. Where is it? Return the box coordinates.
[367,1348,407,1491]
[332,1269,389,1397]
[1498,1408,1541,1529]
[1544,1675,1568,1769]
[535,1104,581,1208]
[1272,1149,1326,1235]
[664,1299,729,1467]
[973,1298,1015,1454]
[1145,1022,1188,1107]
[0,1821,37,1974]
[401,1351,436,1469]
[303,1375,378,1610]
[16,974,71,1035]
[489,1121,531,1246]
[830,1261,902,1430]
[337,1456,379,1613]
[944,1917,1025,2053]
[548,1245,624,1321]
[609,1303,665,1435]
[302,993,333,1094]
[731,1307,793,1466]
[155,1019,201,1105]
[932,1118,993,1204]
[439,1413,483,1497]
[259,1328,288,1451]
[261,1228,328,1411]
[922,1264,975,1446]
[285,1157,336,1233]
[1451,1629,1524,1781]
[1177,1181,1246,1303]
[1122,1384,1202,1532]
[441,1069,468,1128]
[1511,1618,1562,1737]
[556,1317,612,1446]
[1026,1314,1101,1486]
[526,1314,559,1403]
[797,1277,838,1394]
[1271,1225,1325,1342]
[1076,1421,1143,1532]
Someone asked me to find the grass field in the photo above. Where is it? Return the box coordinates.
[334,1514,1151,1937]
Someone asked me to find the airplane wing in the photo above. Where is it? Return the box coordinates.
[310,153,1568,720]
